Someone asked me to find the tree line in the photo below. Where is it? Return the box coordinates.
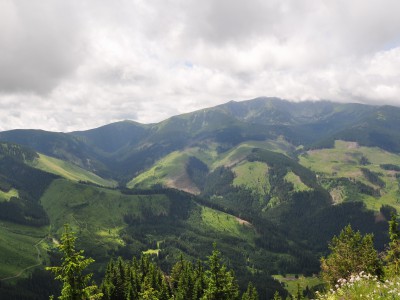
[39,212,400,299]
[47,225,264,300]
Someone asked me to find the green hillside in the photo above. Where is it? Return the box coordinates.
[0,222,49,279]
[0,188,19,202]
[0,129,108,176]
[284,171,311,192]
[300,140,400,211]
[40,179,170,259]
[40,179,257,260]
[311,106,400,153]
[127,151,195,191]
[212,139,294,168]
[31,154,116,187]
[128,139,294,192]
[200,206,256,242]
[38,179,300,297]
[232,161,270,201]
[71,120,150,153]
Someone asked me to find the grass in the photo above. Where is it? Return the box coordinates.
[284,171,311,192]
[0,188,19,202]
[128,138,294,190]
[40,179,170,256]
[300,141,400,177]
[142,249,160,255]
[0,221,49,279]
[127,151,189,189]
[232,161,270,198]
[273,274,323,298]
[96,227,125,247]
[212,139,293,170]
[31,153,116,187]
[299,140,400,211]
[39,178,282,285]
[200,206,256,242]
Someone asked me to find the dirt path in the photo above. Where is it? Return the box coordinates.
[0,236,46,281]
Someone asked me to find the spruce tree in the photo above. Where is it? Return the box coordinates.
[192,260,206,300]
[295,283,303,300]
[320,224,382,286]
[202,243,239,300]
[139,276,159,300]
[241,282,258,300]
[171,259,195,300]
[46,224,102,300]
[272,291,282,300]
[384,213,400,276]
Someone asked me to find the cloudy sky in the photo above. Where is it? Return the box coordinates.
[1,0,400,131]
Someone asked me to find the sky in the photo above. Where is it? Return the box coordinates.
[1,0,400,132]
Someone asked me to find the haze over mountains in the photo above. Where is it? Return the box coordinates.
[1,97,399,182]
[1,97,400,299]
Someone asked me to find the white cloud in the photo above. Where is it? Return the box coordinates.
[0,0,86,94]
[1,0,400,131]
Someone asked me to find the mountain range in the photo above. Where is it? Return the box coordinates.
[0,97,399,299]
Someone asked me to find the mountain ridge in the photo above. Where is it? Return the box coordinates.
[1,97,399,183]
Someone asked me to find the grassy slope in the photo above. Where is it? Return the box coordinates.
[284,171,311,192]
[232,161,270,199]
[39,178,280,286]
[0,188,19,202]
[40,179,169,254]
[127,151,190,189]
[212,139,293,170]
[0,222,48,279]
[42,178,258,246]
[31,154,116,187]
[273,274,322,298]
[128,139,294,191]
[185,204,290,278]
[299,140,400,210]
[200,206,256,242]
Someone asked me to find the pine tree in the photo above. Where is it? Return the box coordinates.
[113,257,126,300]
[320,224,382,286]
[100,259,117,300]
[131,257,141,299]
[158,277,171,300]
[100,254,171,300]
[241,282,258,300]
[295,283,303,300]
[273,291,282,300]
[46,224,102,300]
[139,276,159,300]
[202,243,239,300]
[171,255,199,300]
[384,213,400,276]
[192,260,206,300]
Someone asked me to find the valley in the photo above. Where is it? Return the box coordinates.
[0,97,399,299]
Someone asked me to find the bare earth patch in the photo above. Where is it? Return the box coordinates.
[345,141,359,149]
[165,173,200,195]
[330,187,344,204]
[374,212,386,223]
[235,217,252,227]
